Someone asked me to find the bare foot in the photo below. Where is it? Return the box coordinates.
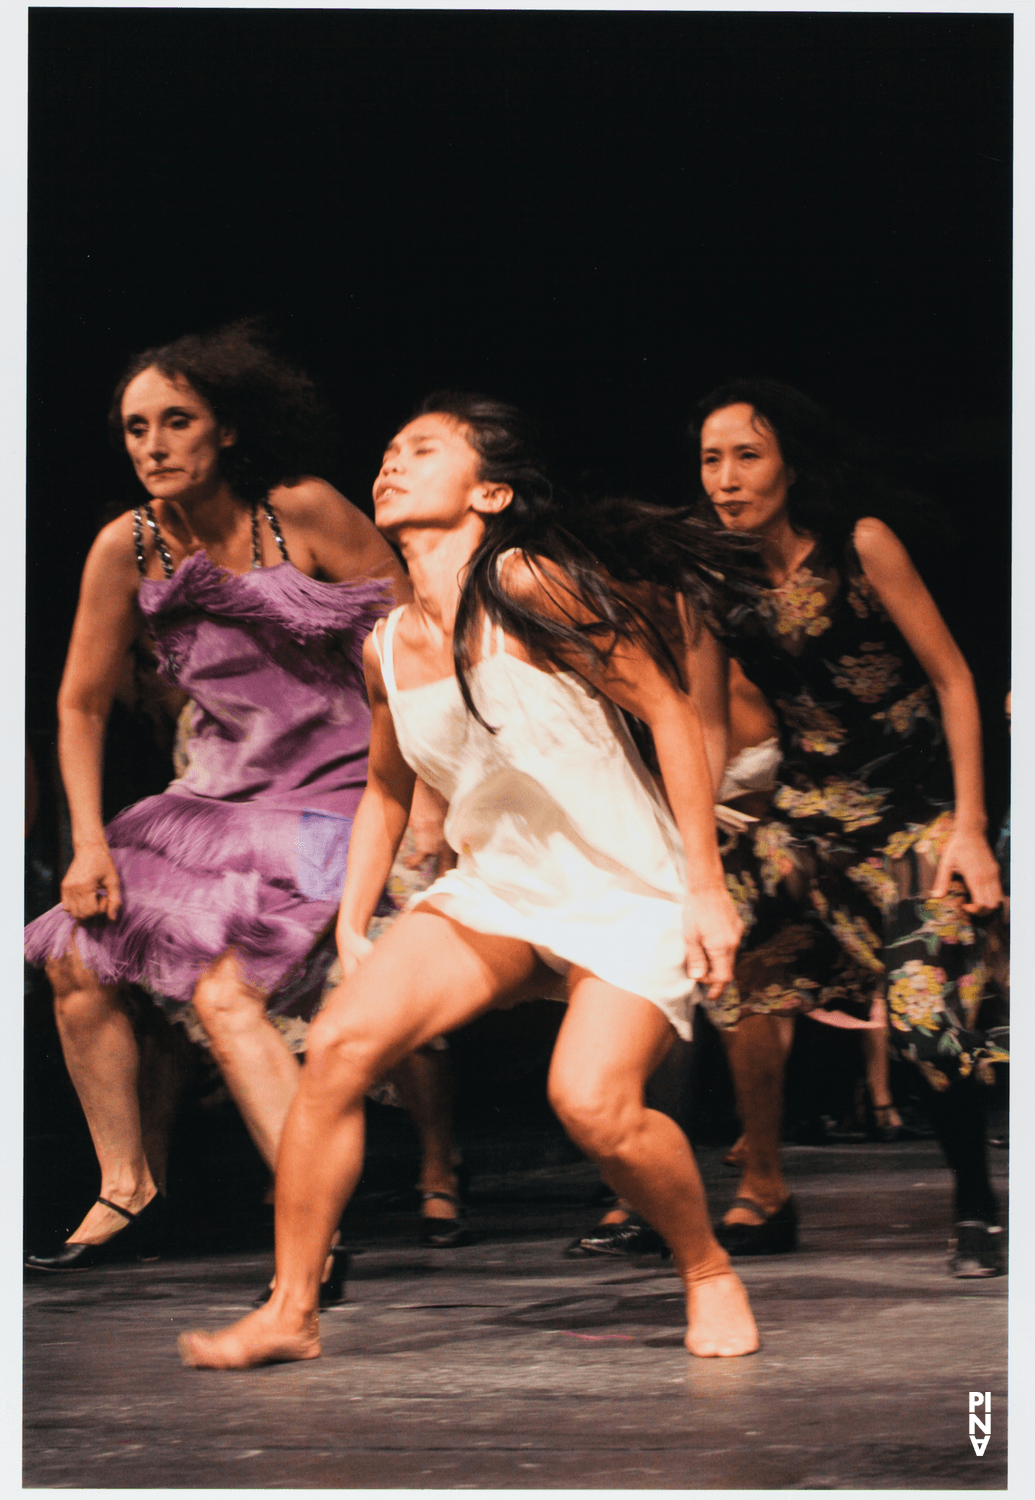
[685,1271,759,1358]
[179,1304,320,1370]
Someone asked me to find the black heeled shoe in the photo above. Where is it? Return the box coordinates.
[714,1196,798,1256]
[25,1193,165,1272]
[251,1243,351,1308]
[420,1190,475,1248]
[564,1214,670,1260]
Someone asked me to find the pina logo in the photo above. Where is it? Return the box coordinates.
[969,1392,991,1456]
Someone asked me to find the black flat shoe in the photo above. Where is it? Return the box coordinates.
[252,1243,351,1308]
[951,1221,1006,1279]
[564,1215,670,1260]
[420,1190,475,1248]
[25,1193,165,1272]
[714,1196,798,1256]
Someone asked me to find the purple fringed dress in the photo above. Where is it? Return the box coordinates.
[25,549,393,1027]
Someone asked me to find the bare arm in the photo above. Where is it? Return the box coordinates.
[269,478,411,602]
[681,606,731,797]
[335,629,418,974]
[853,516,1001,913]
[504,558,742,996]
[56,514,142,920]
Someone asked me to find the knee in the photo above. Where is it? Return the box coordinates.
[548,1070,634,1162]
[304,1010,383,1097]
[192,964,265,1041]
[47,958,114,1034]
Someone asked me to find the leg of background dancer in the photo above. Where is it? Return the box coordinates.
[718,1011,793,1225]
[179,908,544,1368]
[915,1070,1003,1275]
[860,1022,904,1136]
[135,1002,194,1198]
[45,949,159,1245]
[191,951,301,1172]
[548,972,757,1357]
[387,1046,468,1238]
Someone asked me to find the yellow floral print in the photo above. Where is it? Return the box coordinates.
[830,907,885,972]
[762,570,832,638]
[888,959,947,1034]
[916,1057,952,1092]
[957,961,989,1028]
[776,690,845,757]
[845,573,889,621]
[775,776,886,832]
[725,869,759,930]
[752,820,798,896]
[881,824,922,861]
[916,894,975,950]
[872,684,935,736]
[830,642,903,704]
[846,857,899,916]
[914,811,954,861]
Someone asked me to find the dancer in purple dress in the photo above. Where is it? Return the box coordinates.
[25,322,407,1270]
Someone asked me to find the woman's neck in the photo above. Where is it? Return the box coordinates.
[393,518,485,642]
[757,514,817,587]
[154,481,249,554]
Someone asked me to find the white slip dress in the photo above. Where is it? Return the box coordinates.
[371,604,700,1039]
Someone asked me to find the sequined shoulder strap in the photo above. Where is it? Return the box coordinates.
[252,498,290,567]
[132,501,174,579]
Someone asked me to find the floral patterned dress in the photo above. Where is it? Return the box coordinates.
[702,538,1007,1090]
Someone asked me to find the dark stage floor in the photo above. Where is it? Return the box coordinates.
[23,1140,1007,1490]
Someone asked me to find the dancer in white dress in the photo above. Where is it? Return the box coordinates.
[180,392,761,1367]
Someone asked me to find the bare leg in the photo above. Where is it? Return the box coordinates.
[179,908,544,1368]
[860,1024,902,1130]
[548,972,757,1358]
[135,1002,193,1197]
[47,951,157,1244]
[191,953,301,1173]
[387,1047,460,1219]
[719,1012,793,1224]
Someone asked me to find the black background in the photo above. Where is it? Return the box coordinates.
[27,6,1012,806]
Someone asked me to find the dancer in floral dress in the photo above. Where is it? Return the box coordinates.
[688,379,1007,1276]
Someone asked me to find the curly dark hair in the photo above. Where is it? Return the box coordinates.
[408,391,763,730]
[108,318,325,503]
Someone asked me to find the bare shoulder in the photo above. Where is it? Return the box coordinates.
[852,516,909,569]
[498,549,581,620]
[270,476,374,535]
[83,509,142,585]
[361,619,389,699]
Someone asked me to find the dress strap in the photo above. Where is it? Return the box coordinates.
[132,502,174,579]
[374,605,406,694]
[251,498,290,568]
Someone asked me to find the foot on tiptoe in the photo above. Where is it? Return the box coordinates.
[685,1271,759,1358]
[179,1304,321,1370]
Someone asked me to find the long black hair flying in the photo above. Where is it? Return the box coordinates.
[407,392,764,729]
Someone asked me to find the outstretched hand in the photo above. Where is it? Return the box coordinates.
[683,884,743,1000]
[931,829,1003,916]
[61,841,122,922]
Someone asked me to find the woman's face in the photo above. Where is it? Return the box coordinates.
[120,366,235,502]
[700,403,793,535]
[373,413,507,537]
